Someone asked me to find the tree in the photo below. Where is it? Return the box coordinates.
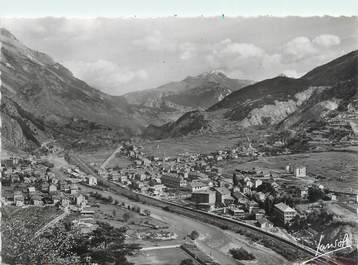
[229,247,255,260]
[308,187,326,203]
[263,195,276,214]
[289,215,308,231]
[134,206,141,213]
[180,259,195,265]
[72,222,140,265]
[108,196,114,203]
[190,230,199,240]
[123,212,133,222]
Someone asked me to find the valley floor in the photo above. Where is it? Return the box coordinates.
[80,185,289,265]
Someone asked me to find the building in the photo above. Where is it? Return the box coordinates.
[142,158,151,166]
[135,173,146,181]
[256,218,274,229]
[188,172,207,181]
[274,202,297,225]
[31,194,43,206]
[254,179,263,188]
[300,187,308,198]
[215,187,233,205]
[243,186,252,195]
[49,184,57,193]
[73,193,86,206]
[287,164,306,177]
[61,197,70,208]
[248,201,260,214]
[1,157,19,168]
[51,194,61,204]
[13,191,24,206]
[294,166,306,177]
[191,190,216,211]
[327,193,337,201]
[70,184,79,195]
[86,175,98,186]
[41,183,50,192]
[189,181,209,192]
[149,184,165,196]
[255,209,265,220]
[254,192,266,202]
[28,186,36,194]
[161,174,187,189]
[227,205,246,218]
[211,166,223,175]
[132,181,145,190]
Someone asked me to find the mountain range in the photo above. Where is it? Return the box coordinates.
[1,27,357,151]
[146,50,358,140]
[0,28,250,151]
[123,71,251,123]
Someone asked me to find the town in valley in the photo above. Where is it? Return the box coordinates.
[1,16,357,265]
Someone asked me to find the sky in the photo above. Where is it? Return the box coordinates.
[1,2,357,95]
[1,0,358,17]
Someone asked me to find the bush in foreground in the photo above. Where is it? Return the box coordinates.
[190,230,199,240]
[180,259,195,265]
[229,247,255,260]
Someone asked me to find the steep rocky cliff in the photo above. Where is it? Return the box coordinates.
[0,28,144,150]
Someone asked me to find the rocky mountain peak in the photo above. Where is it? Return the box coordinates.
[0,27,19,41]
[184,70,229,84]
[1,27,55,66]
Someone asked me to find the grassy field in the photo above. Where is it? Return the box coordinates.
[128,248,200,265]
[77,147,133,168]
[140,132,244,157]
[77,148,117,167]
[223,151,358,192]
[105,155,133,168]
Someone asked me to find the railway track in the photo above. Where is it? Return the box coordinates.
[68,152,348,265]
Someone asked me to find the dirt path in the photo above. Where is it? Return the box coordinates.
[100,145,122,169]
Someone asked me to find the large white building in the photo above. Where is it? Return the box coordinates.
[274,202,297,225]
[86,175,98,186]
[294,166,306,177]
[286,164,307,177]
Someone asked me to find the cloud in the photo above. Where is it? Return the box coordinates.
[313,34,341,48]
[217,39,265,58]
[282,36,317,62]
[282,34,341,63]
[282,69,304,78]
[133,31,198,61]
[179,42,197,60]
[2,18,352,94]
[64,60,148,94]
[203,39,269,79]
[133,30,176,51]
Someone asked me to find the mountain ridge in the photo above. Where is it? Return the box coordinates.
[123,71,252,109]
[146,50,358,140]
[1,28,144,150]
